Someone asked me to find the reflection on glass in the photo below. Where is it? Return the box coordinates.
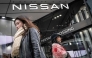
[83,30,92,57]
[71,6,90,25]
[78,10,85,21]
[0,19,13,58]
[74,33,86,58]
[88,28,92,37]
[80,31,91,58]
[75,14,80,23]
[0,35,12,58]
[82,7,89,19]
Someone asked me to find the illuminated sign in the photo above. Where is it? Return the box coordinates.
[12,4,69,10]
[41,27,74,42]
[58,26,74,35]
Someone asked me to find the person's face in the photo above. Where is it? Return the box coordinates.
[56,36,62,43]
[15,19,24,30]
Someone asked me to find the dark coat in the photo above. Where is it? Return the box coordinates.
[19,28,46,58]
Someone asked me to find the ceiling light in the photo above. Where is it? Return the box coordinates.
[89,28,92,31]
[57,25,58,26]
[54,17,56,19]
[12,19,15,21]
[69,42,72,45]
[59,14,62,16]
[76,43,78,45]
[80,32,82,35]
[53,27,54,29]
[57,16,59,18]
[2,17,5,19]
[7,46,11,50]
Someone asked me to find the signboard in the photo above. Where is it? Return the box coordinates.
[12,4,69,10]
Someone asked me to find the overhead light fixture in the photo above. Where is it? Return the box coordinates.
[12,19,15,21]
[52,19,54,20]
[54,17,56,19]
[69,42,72,45]
[59,14,62,17]
[2,17,5,19]
[76,43,78,45]
[57,16,59,18]
[7,46,11,50]
[89,28,92,31]
[57,25,58,26]
[80,32,82,35]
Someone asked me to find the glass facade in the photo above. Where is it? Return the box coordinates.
[0,19,15,58]
[62,27,92,58]
[61,5,92,58]
[42,4,92,58]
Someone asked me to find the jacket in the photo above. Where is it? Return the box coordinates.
[19,28,46,58]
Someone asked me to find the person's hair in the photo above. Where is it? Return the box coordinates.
[14,15,40,33]
[52,36,62,43]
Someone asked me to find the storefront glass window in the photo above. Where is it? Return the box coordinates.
[71,6,90,25]
[0,19,13,58]
[83,30,92,58]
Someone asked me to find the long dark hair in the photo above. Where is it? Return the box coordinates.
[14,15,40,34]
[52,37,58,43]
[52,36,62,44]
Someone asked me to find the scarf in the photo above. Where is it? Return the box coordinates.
[11,27,25,57]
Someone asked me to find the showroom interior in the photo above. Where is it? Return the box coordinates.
[0,0,92,58]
